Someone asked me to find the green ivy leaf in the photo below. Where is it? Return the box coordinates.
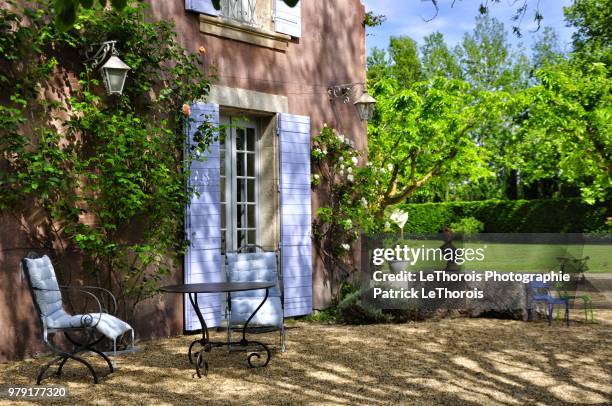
[110,0,127,10]
[53,0,77,31]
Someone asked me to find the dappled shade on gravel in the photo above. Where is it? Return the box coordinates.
[1,312,611,405]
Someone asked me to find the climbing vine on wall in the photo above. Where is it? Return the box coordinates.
[0,1,215,322]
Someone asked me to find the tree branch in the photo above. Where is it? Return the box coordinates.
[383,144,460,206]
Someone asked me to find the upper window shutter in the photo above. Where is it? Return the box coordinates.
[185,0,220,16]
[278,113,312,317]
[274,0,301,38]
[185,102,223,330]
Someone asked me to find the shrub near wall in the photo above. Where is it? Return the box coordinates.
[397,199,611,233]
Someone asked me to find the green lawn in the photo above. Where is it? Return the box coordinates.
[394,240,611,274]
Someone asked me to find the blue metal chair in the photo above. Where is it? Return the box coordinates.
[225,244,285,352]
[21,252,134,384]
[527,281,570,326]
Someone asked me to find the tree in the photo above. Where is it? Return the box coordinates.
[363,11,386,28]
[366,76,492,211]
[508,0,612,204]
[421,32,462,80]
[366,47,389,86]
[451,15,530,200]
[388,36,423,88]
[455,15,523,92]
[564,0,611,59]
[513,61,611,204]
[366,36,422,89]
[531,27,564,69]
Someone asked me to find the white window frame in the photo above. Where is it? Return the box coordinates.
[220,115,261,253]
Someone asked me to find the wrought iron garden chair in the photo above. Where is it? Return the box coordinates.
[527,280,570,326]
[21,252,134,384]
[225,244,286,352]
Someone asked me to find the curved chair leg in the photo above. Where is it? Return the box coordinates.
[61,353,99,384]
[55,349,110,381]
[39,353,99,384]
[56,356,69,377]
[64,331,114,374]
[37,356,64,384]
[88,347,114,373]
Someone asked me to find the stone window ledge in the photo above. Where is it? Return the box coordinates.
[199,14,291,51]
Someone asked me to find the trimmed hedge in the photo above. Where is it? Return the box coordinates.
[397,198,611,234]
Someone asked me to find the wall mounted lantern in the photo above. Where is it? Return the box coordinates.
[87,41,131,96]
[327,83,377,121]
[353,91,377,121]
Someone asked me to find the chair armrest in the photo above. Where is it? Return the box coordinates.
[57,286,104,328]
[33,286,103,328]
[72,286,117,315]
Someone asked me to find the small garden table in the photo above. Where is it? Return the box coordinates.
[162,282,275,378]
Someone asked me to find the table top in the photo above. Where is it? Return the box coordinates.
[161,281,275,294]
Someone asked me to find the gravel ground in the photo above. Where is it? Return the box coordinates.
[1,312,611,405]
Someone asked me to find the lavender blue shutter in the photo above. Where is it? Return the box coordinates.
[185,0,220,16]
[185,102,222,331]
[279,113,312,317]
[274,0,301,38]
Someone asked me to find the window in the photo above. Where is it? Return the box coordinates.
[188,0,301,50]
[220,0,260,28]
[220,116,259,252]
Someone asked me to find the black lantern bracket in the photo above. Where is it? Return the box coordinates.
[328,82,377,121]
[86,41,119,69]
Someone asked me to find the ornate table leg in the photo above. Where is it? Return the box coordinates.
[240,288,271,368]
[187,292,209,378]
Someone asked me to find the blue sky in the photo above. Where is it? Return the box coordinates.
[363,0,575,56]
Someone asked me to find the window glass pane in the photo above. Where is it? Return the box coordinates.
[247,153,255,177]
[247,179,255,202]
[247,128,255,151]
[237,153,245,177]
[237,204,245,228]
[237,229,246,248]
[248,205,256,228]
[236,128,245,151]
[220,125,228,147]
[248,229,256,245]
[237,179,244,203]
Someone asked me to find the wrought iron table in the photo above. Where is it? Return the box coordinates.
[161,282,275,378]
